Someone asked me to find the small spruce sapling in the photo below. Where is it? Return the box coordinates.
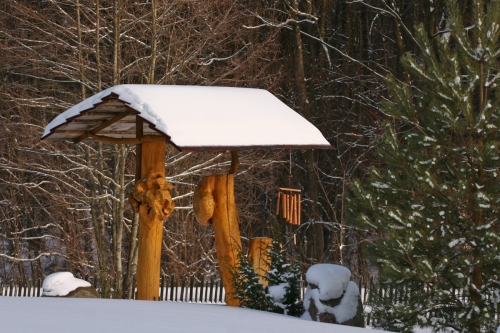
[265,239,302,317]
[265,239,288,286]
[281,259,303,317]
[232,246,271,311]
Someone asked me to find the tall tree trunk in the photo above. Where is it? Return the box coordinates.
[291,17,324,262]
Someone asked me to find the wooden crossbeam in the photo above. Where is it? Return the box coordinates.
[73,111,133,143]
[277,187,301,193]
[85,133,165,145]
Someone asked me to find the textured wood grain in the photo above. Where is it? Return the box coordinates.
[193,174,242,306]
[132,140,175,301]
[248,238,272,286]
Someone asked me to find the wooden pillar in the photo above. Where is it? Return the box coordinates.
[193,173,242,306]
[130,138,174,301]
[248,237,272,286]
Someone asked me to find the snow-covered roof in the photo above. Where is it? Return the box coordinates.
[42,85,332,152]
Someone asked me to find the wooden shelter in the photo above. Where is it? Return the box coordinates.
[42,84,331,304]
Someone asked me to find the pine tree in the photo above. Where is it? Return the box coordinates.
[349,1,500,332]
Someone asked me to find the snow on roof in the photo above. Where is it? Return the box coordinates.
[42,272,91,297]
[42,85,332,152]
[305,264,351,300]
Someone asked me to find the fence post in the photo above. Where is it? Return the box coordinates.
[200,275,205,303]
[194,276,199,303]
[209,276,214,303]
[160,274,165,301]
[189,276,194,302]
[218,279,223,303]
[180,275,186,302]
[205,281,210,303]
[169,274,175,302]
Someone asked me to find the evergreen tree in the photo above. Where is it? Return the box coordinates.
[281,259,303,317]
[265,239,288,286]
[349,1,500,332]
[232,247,271,311]
[265,239,302,317]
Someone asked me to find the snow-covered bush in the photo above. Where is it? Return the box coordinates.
[232,239,302,316]
[265,239,302,316]
[301,264,364,327]
[42,272,91,297]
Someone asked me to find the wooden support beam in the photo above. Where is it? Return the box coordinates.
[73,111,132,143]
[229,151,239,174]
[192,174,242,306]
[130,138,175,301]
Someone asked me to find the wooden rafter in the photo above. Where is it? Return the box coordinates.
[73,111,133,143]
[85,132,165,145]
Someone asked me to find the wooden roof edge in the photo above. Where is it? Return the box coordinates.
[41,91,123,141]
[176,144,334,152]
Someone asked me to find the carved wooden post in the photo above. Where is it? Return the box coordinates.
[129,139,175,300]
[248,237,272,286]
[192,152,241,306]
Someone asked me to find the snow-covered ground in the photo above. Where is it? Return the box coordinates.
[0,297,378,333]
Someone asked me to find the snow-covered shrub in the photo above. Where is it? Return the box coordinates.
[232,239,302,316]
[265,239,302,316]
[42,272,91,297]
[301,264,364,327]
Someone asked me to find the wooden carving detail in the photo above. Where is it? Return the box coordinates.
[192,176,216,225]
[193,174,242,307]
[129,171,175,221]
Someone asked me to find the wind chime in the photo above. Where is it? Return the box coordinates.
[276,187,301,226]
[276,151,302,243]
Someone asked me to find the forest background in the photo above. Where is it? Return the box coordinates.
[0,0,449,299]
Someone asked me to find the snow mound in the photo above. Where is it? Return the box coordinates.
[0,297,375,333]
[306,264,351,300]
[268,283,288,303]
[42,272,91,297]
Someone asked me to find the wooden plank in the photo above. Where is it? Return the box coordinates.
[86,133,165,145]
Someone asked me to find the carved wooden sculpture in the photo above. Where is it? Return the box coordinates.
[129,140,175,300]
[192,152,241,306]
[248,237,272,286]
